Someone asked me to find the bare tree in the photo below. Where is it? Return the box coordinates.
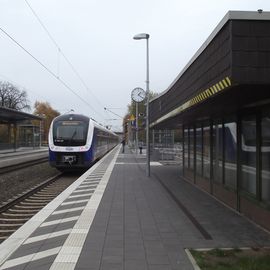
[0,81,30,111]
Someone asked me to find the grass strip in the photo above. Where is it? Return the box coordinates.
[190,248,270,270]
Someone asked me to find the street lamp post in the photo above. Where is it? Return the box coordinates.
[136,101,138,155]
[133,33,150,177]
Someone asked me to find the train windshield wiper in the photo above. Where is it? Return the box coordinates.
[70,130,77,142]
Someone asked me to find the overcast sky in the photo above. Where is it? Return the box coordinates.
[0,0,269,131]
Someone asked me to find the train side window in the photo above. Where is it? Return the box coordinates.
[261,112,270,202]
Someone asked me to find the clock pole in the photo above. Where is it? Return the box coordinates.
[131,87,146,155]
[133,33,150,177]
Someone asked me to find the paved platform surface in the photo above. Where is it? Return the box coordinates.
[0,146,270,270]
[0,147,48,156]
[0,147,48,167]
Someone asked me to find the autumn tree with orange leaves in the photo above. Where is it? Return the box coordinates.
[33,101,60,143]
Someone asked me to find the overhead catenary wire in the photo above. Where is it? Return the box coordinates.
[0,26,104,120]
[24,0,106,110]
[104,107,123,119]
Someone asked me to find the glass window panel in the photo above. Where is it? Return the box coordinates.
[224,122,237,189]
[262,113,270,202]
[241,116,256,195]
[213,124,223,183]
[189,127,194,169]
[184,128,189,169]
[203,125,211,179]
[196,126,202,176]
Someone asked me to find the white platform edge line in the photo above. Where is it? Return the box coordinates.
[0,146,120,266]
[49,146,121,269]
[0,247,61,270]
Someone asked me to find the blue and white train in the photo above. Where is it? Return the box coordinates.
[48,113,118,170]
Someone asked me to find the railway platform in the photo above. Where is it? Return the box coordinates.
[0,147,48,168]
[0,145,270,270]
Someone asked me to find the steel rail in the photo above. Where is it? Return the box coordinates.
[0,157,48,175]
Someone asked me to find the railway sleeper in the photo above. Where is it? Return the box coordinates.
[0,217,29,222]
[20,201,47,206]
[15,205,44,209]
[0,229,16,233]
[2,212,35,217]
[30,196,55,199]
[0,223,24,227]
[9,208,40,213]
[35,193,57,196]
[25,198,52,202]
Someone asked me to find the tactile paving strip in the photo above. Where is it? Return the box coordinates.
[0,146,120,270]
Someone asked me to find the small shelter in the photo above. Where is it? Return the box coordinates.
[0,106,42,151]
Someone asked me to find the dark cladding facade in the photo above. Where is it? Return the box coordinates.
[149,11,270,230]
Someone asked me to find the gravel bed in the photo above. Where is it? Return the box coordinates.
[0,162,59,204]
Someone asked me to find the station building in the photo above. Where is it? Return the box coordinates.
[149,11,270,230]
[0,106,43,150]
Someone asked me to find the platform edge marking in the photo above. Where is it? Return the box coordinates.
[48,146,121,270]
[0,147,120,267]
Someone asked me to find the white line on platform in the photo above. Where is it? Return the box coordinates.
[150,161,163,166]
[49,146,121,270]
[115,162,145,165]
[23,229,71,245]
[40,216,80,227]
[0,146,120,268]
[61,199,89,206]
[51,207,84,215]
[68,194,92,199]
[72,188,95,194]
[0,247,61,270]
[75,184,97,189]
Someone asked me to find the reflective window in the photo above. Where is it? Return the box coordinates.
[224,121,237,189]
[203,125,211,179]
[189,127,194,169]
[196,126,202,176]
[213,123,223,183]
[53,120,88,146]
[262,112,270,202]
[184,128,189,169]
[241,116,256,195]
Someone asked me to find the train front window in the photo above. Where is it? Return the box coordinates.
[53,120,88,146]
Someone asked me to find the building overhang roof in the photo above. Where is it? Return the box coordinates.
[149,10,270,129]
[0,107,42,123]
[150,10,270,104]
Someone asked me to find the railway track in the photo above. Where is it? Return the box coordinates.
[0,172,80,242]
[0,157,48,175]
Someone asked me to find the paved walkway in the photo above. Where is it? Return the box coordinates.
[0,147,48,156]
[0,146,270,270]
[75,148,270,269]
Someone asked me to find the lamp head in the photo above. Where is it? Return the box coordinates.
[133,33,150,40]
